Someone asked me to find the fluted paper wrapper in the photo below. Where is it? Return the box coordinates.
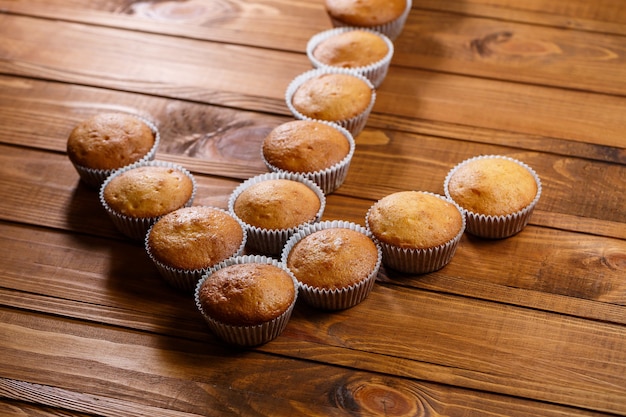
[285,67,376,137]
[306,27,394,88]
[261,121,355,195]
[327,0,412,41]
[366,192,465,274]
[281,220,382,310]
[144,208,248,292]
[228,172,326,255]
[194,255,298,347]
[71,114,161,189]
[443,155,542,239]
[99,160,196,241]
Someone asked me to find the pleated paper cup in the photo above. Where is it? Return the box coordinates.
[228,172,326,255]
[443,155,542,239]
[306,27,394,88]
[194,255,298,347]
[261,121,355,195]
[70,114,161,189]
[285,68,376,137]
[99,160,196,241]
[281,220,382,310]
[144,207,247,293]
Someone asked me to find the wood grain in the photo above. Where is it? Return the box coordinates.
[1,15,625,148]
[0,308,621,416]
[1,1,625,415]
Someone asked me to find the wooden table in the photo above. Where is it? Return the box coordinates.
[1,1,625,416]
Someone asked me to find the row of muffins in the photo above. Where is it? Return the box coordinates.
[191,0,415,346]
[65,111,381,346]
[62,0,413,347]
[64,0,542,347]
[66,120,542,347]
[282,0,414,136]
[67,116,541,348]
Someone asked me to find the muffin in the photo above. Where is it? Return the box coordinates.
[261,120,355,194]
[282,220,382,310]
[285,68,376,137]
[307,27,394,88]
[444,155,542,239]
[366,191,465,274]
[100,160,196,240]
[229,172,325,255]
[145,206,247,292]
[195,255,298,346]
[324,0,412,40]
[67,112,160,188]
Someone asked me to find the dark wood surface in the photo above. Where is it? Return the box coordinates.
[1,1,625,416]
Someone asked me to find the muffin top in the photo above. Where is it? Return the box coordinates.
[325,0,407,27]
[147,206,244,271]
[67,113,155,170]
[103,165,194,218]
[233,179,321,230]
[446,157,538,216]
[367,191,463,249]
[287,228,379,290]
[262,120,350,173]
[313,30,389,68]
[197,263,296,326]
[291,73,373,122]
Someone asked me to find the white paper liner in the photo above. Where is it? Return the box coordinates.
[261,121,355,195]
[99,160,197,241]
[71,114,161,189]
[285,67,376,137]
[306,27,394,88]
[443,155,542,239]
[194,255,299,347]
[228,172,326,255]
[365,192,466,274]
[144,207,248,292]
[281,220,382,310]
[327,0,412,41]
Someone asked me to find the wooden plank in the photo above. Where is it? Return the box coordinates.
[0,397,93,417]
[378,67,626,149]
[417,0,626,35]
[271,287,626,414]
[3,2,626,97]
[2,220,626,412]
[0,308,622,416]
[1,16,626,148]
[0,0,330,53]
[2,119,625,237]
[2,129,625,241]
[395,9,626,95]
[3,0,626,54]
[2,75,624,167]
[2,219,625,334]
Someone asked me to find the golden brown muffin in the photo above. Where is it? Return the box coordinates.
[325,0,407,27]
[233,178,321,230]
[262,120,350,173]
[197,263,296,326]
[102,165,194,218]
[446,157,538,216]
[312,29,389,68]
[286,227,378,290]
[291,73,373,122]
[67,113,155,170]
[147,206,244,271]
[367,191,464,249]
